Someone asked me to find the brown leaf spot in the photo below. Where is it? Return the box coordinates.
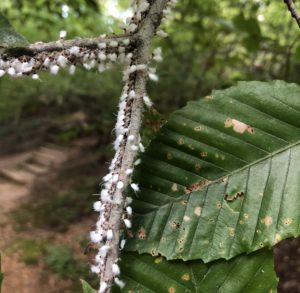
[194,125,203,131]
[284,218,293,226]
[154,256,163,264]
[216,201,222,209]
[194,207,202,217]
[181,274,190,281]
[171,183,178,192]
[168,288,175,293]
[177,236,187,244]
[224,118,233,128]
[247,126,254,134]
[221,176,228,184]
[194,163,202,173]
[170,221,181,229]
[275,233,282,244]
[167,153,173,160]
[228,227,235,237]
[205,95,214,100]
[264,216,273,226]
[185,180,210,193]
[188,144,195,150]
[127,230,134,238]
[137,227,146,240]
[200,151,208,157]
[183,216,190,222]
[177,137,184,145]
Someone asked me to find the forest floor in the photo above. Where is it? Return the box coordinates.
[0,137,299,293]
[0,138,101,293]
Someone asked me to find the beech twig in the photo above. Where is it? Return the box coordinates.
[284,0,300,28]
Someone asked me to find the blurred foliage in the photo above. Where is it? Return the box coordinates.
[0,0,299,145]
[9,239,46,265]
[12,176,97,232]
[45,245,98,291]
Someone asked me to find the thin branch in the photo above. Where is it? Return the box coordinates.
[6,34,133,56]
[0,36,135,77]
[284,0,300,28]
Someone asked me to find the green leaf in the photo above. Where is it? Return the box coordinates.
[80,279,96,293]
[114,249,277,293]
[233,14,261,36]
[126,80,300,262]
[0,12,28,48]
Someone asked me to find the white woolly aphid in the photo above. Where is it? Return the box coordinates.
[131,145,139,151]
[126,206,132,215]
[32,74,39,80]
[120,239,126,249]
[114,277,125,288]
[112,174,119,183]
[69,65,76,75]
[90,265,100,274]
[112,263,120,275]
[143,95,153,107]
[156,30,168,38]
[124,219,132,229]
[57,55,68,67]
[110,40,119,47]
[50,65,60,75]
[131,183,140,192]
[90,231,102,243]
[59,30,67,38]
[107,229,114,240]
[69,46,80,56]
[99,281,108,293]
[93,201,103,212]
[125,169,133,175]
[117,181,124,189]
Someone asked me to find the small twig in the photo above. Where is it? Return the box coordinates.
[1,33,133,56]
[284,0,300,28]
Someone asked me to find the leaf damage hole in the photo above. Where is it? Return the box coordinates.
[224,118,254,134]
[225,191,244,202]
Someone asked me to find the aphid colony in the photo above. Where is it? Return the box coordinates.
[89,63,144,291]
[0,38,132,79]
[0,0,177,291]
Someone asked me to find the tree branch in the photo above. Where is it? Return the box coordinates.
[7,34,132,56]
[0,34,136,77]
[89,0,175,292]
[284,0,300,28]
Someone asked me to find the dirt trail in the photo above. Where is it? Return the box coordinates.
[0,144,83,293]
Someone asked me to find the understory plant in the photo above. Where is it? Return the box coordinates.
[1,0,300,292]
